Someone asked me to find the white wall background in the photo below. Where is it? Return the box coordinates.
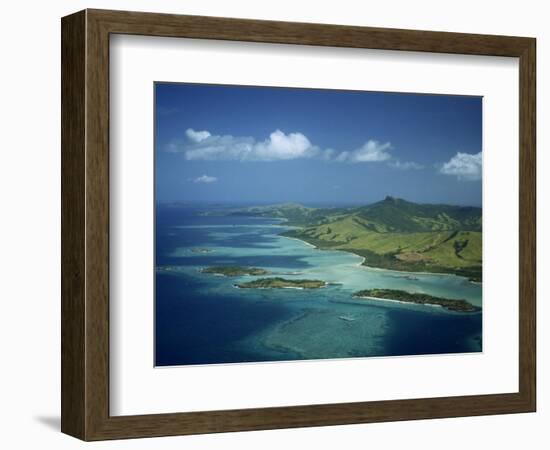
[0,0,546,448]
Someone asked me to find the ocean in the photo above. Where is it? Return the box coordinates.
[155,205,482,366]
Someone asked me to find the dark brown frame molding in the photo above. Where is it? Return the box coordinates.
[61,9,536,441]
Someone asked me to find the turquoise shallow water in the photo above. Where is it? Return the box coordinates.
[155,206,482,366]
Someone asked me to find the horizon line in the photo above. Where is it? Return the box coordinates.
[156,197,482,208]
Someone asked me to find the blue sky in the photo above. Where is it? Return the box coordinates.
[155,83,482,206]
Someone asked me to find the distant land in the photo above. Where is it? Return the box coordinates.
[206,196,482,282]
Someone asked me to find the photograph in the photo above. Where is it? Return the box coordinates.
[154,83,483,366]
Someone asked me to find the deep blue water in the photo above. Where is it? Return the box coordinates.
[155,205,482,366]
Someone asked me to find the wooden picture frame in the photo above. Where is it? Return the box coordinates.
[61,9,536,441]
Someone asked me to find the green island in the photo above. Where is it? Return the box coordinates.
[201,266,270,277]
[215,197,482,282]
[235,277,326,289]
[353,288,481,312]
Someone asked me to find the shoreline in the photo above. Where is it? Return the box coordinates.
[355,295,443,308]
[353,288,481,312]
[280,232,481,283]
[283,236,317,249]
[233,283,328,290]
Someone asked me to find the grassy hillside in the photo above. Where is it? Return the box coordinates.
[354,197,481,232]
[227,197,482,281]
[226,202,354,227]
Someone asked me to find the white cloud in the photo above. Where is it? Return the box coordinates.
[169,129,426,171]
[440,152,482,180]
[334,140,392,163]
[192,174,218,183]
[253,130,317,160]
[389,160,424,170]
[185,129,211,143]
[180,128,318,161]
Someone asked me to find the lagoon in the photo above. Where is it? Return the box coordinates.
[155,206,482,366]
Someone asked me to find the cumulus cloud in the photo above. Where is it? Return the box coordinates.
[440,152,482,180]
[192,174,217,183]
[180,129,318,161]
[389,160,424,170]
[334,140,392,163]
[253,130,317,160]
[168,128,425,171]
[185,129,211,143]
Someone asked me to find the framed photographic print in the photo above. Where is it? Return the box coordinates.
[61,9,536,440]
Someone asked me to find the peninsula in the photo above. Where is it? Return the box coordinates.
[214,197,482,282]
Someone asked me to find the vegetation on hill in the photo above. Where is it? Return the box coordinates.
[224,197,482,281]
[235,277,326,289]
[220,202,354,227]
[353,288,481,312]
